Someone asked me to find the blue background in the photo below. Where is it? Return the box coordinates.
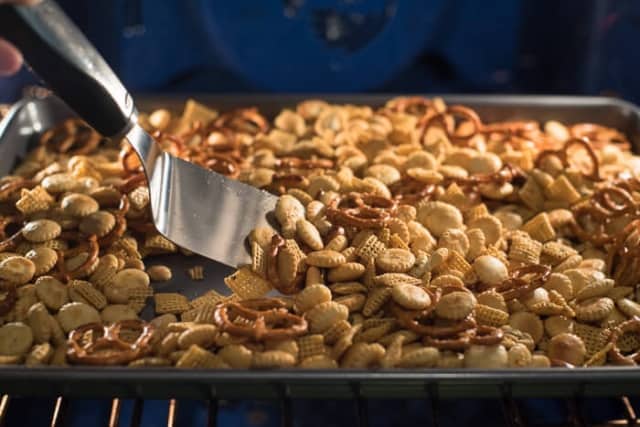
[2,0,640,102]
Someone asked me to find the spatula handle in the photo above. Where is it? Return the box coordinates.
[0,0,135,137]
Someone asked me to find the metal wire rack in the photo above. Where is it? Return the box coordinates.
[0,394,639,427]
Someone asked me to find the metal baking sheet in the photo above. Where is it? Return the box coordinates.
[0,93,639,399]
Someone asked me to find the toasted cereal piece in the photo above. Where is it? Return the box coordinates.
[541,241,578,266]
[521,213,556,242]
[297,334,326,359]
[356,234,387,263]
[144,234,178,254]
[508,235,542,265]
[573,322,610,357]
[553,254,583,273]
[546,175,581,203]
[190,290,226,309]
[252,350,297,369]
[322,319,351,345]
[15,186,54,215]
[517,177,545,211]
[251,241,267,278]
[154,293,191,315]
[354,321,395,343]
[224,267,272,299]
[187,265,204,281]
[363,286,393,317]
[584,342,613,367]
[176,344,229,368]
[476,290,507,312]
[475,304,509,327]
[68,280,107,310]
[101,304,138,323]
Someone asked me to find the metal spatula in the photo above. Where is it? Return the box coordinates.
[0,0,278,267]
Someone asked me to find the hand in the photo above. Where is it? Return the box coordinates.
[0,0,40,76]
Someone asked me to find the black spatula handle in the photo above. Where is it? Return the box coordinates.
[0,0,135,137]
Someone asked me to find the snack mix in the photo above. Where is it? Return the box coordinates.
[0,96,639,369]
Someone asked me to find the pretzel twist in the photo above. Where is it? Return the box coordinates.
[213,298,308,341]
[67,320,155,365]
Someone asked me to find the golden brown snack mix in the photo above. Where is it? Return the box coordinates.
[2,96,640,369]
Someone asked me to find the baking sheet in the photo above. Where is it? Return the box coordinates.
[0,93,639,399]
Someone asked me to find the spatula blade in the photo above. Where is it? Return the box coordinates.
[126,125,278,267]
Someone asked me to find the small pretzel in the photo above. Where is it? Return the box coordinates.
[386,96,434,115]
[204,153,240,178]
[267,173,309,194]
[213,298,308,341]
[389,178,436,205]
[98,214,127,247]
[497,264,551,301]
[118,172,147,194]
[449,164,524,188]
[535,137,601,181]
[277,157,335,170]
[568,202,615,247]
[592,186,639,216]
[56,234,99,281]
[608,316,640,366]
[119,144,143,173]
[422,325,503,350]
[67,319,155,365]
[390,289,477,338]
[214,108,269,135]
[40,119,101,155]
[419,105,483,146]
[570,123,630,150]
[326,192,397,229]
[469,325,504,346]
[423,333,471,351]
